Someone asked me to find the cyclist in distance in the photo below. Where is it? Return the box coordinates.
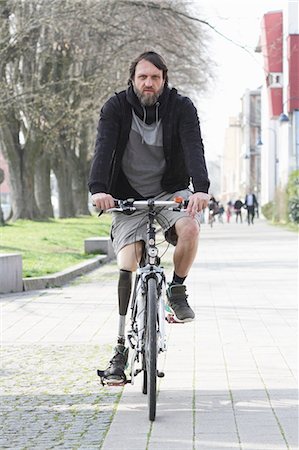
[88,51,210,384]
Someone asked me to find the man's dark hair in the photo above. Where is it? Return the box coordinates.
[128,51,168,86]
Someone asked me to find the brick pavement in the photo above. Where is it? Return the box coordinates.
[1,219,298,450]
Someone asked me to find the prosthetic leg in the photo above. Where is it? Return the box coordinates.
[97,270,132,385]
[117,269,132,343]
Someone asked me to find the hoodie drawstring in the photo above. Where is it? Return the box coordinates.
[142,106,146,144]
[155,102,160,124]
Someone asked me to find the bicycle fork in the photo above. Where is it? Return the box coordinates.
[127,266,167,385]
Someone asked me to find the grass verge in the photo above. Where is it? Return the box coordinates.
[269,220,298,233]
[0,215,111,278]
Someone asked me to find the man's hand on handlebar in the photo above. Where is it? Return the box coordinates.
[91,193,115,211]
[186,192,210,218]
[91,192,210,217]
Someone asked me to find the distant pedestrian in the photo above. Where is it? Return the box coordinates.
[244,192,258,225]
[208,196,219,227]
[234,199,244,223]
[218,203,224,223]
[226,200,233,223]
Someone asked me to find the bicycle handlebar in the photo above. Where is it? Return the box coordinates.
[93,197,189,215]
[110,197,188,212]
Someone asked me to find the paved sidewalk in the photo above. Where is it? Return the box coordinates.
[1,220,298,450]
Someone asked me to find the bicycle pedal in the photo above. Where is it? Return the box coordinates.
[98,378,127,387]
[106,380,127,387]
[166,313,183,324]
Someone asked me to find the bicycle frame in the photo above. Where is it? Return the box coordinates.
[128,200,168,386]
[103,197,188,420]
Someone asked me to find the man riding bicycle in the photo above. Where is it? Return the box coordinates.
[88,51,210,384]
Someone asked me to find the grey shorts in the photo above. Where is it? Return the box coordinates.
[110,189,201,255]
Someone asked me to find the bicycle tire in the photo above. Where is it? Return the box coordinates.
[142,355,147,394]
[145,277,157,421]
[132,273,148,395]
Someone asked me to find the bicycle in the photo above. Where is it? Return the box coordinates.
[97,197,188,421]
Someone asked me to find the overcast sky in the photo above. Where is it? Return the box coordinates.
[191,0,286,162]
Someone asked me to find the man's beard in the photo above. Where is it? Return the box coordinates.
[133,85,163,106]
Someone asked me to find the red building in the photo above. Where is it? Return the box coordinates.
[260,10,299,117]
[258,4,299,205]
[260,11,283,118]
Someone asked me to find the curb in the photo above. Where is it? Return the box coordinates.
[22,255,113,291]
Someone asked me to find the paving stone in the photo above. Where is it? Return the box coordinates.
[0,221,297,449]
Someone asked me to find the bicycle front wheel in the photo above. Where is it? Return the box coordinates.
[145,277,157,421]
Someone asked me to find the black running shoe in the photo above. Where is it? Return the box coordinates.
[97,344,128,385]
[166,284,195,323]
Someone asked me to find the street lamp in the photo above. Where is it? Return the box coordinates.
[278,96,299,171]
[244,138,263,159]
[256,137,263,147]
[279,97,299,122]
[279,113,289,122]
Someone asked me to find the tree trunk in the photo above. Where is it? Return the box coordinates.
[53,156,76,218]
[0,168,4,224]
[72,163,91,216]
[11,148,41,220]
[72,125,91,216]
[35,153,54,218]
[0,112,41,221]
[0,204,4,225]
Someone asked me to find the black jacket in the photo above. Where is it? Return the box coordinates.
[88,86,210,199]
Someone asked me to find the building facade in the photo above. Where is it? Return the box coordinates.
[221,3,298,207]
[221,89,261,204]
[259,4,299,204]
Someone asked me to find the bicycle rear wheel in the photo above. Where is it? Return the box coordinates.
[145,277,157,421]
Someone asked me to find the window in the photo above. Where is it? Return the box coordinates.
[267,72,283,87]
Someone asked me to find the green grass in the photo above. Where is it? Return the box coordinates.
[269,220,298,233]
[0,215,111,278]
